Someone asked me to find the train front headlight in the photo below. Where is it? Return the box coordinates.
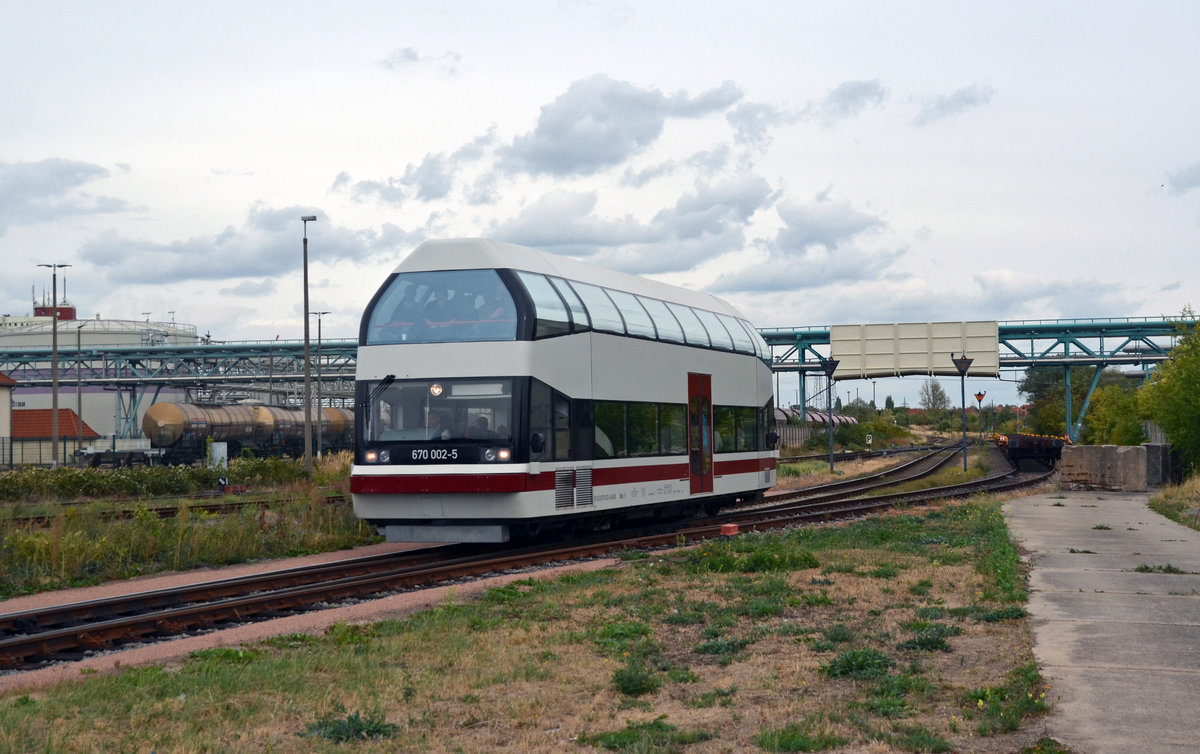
[482,448,511,462]
[379,449,391,463]
[365,449,390,463]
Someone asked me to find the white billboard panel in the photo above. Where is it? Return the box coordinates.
[830,321,999,378]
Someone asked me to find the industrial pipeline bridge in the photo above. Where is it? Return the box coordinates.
[0,317,1192,440]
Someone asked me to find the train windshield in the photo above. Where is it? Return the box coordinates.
[365,270,518,344]
[362,377,515,444]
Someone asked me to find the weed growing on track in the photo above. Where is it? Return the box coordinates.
[0,497,1055,752]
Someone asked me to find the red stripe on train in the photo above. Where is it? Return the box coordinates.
[350,457,773,495]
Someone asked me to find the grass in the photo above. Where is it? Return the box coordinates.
[0,478,377,597]
[1149,474,1200,531]
[0,497,1053,752]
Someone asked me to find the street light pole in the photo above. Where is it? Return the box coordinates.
[311,311,330,458]
[952,354,974,473]
[37,263,71,466]
[301,215,317,475]
[821,359,839,474]
[77,323,86,454]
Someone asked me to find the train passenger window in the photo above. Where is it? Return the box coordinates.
[637,297,686,344]
[627,403,659,456]
[554,394,571,461]
[515,272,570,339]
[735,407,758,451]
[759,401,773,450]
[718,314,755,354]
[665,302,710,346]
[530,380,553,461]
[693,310,734,350]
[659,404,687,454]
[737,320,771,361]
[549,277,591,332]
[713,406,737,452]
[594,401,625,457]
[606,290,657,339]
[570,282,626,335]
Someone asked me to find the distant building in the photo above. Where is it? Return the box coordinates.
[0,371,15,466]
[9,408,101,466]
[0,296,199,438]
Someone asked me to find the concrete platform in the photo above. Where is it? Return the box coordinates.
[1004,491,1200,753]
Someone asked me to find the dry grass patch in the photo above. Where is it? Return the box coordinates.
[0,499,1055,752]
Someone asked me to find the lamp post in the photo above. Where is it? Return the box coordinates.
[301,215,317,475]
[821,359,839,473]
[952,354,974,473]
[37,263,71,466]
[77,323,87,454]
[311,311,330,458]
[974,391,986,441]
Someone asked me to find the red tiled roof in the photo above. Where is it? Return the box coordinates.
[12,409,101,440]
[0,371,17,387]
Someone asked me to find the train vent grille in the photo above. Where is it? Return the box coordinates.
[575,468,594,507]
[555,469,575,509]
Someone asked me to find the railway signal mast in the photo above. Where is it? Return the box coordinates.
[301,215,317,475]
[974,391,986,440]
[952,354,974,473]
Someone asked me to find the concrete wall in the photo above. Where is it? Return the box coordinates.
[1060,444,1172,492]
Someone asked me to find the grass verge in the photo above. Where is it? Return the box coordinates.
[1148,474,1200,532]
[0,497,1056,752]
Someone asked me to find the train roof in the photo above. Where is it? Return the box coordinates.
[393,238,746,318]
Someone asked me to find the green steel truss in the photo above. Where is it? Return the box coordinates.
[759,317,1193,442]
[0,339,358,438]
[0,318,1192,440]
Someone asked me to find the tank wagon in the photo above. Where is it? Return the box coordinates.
[142,402,354,464]
[994,433,1068,469]
[351,238,779,543]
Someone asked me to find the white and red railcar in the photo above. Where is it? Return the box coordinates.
[351,239,777,542]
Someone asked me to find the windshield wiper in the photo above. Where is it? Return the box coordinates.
[363,374,396,408]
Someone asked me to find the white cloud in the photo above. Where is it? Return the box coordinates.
[913,85,996,126]
[1166,162,1200,195]
[0,158,130,235]
[498,75,742,177]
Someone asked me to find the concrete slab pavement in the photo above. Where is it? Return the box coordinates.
[1004,491,1200,753]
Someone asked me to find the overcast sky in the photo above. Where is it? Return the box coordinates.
[2,1,1197,408]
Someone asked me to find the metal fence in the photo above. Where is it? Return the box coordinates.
[3,439,90,468]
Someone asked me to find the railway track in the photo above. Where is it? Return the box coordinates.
[777,443,949,465]
[2,492,344,529]
[0,455,1050,672]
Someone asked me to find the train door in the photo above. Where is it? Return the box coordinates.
[688,373,713,494]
